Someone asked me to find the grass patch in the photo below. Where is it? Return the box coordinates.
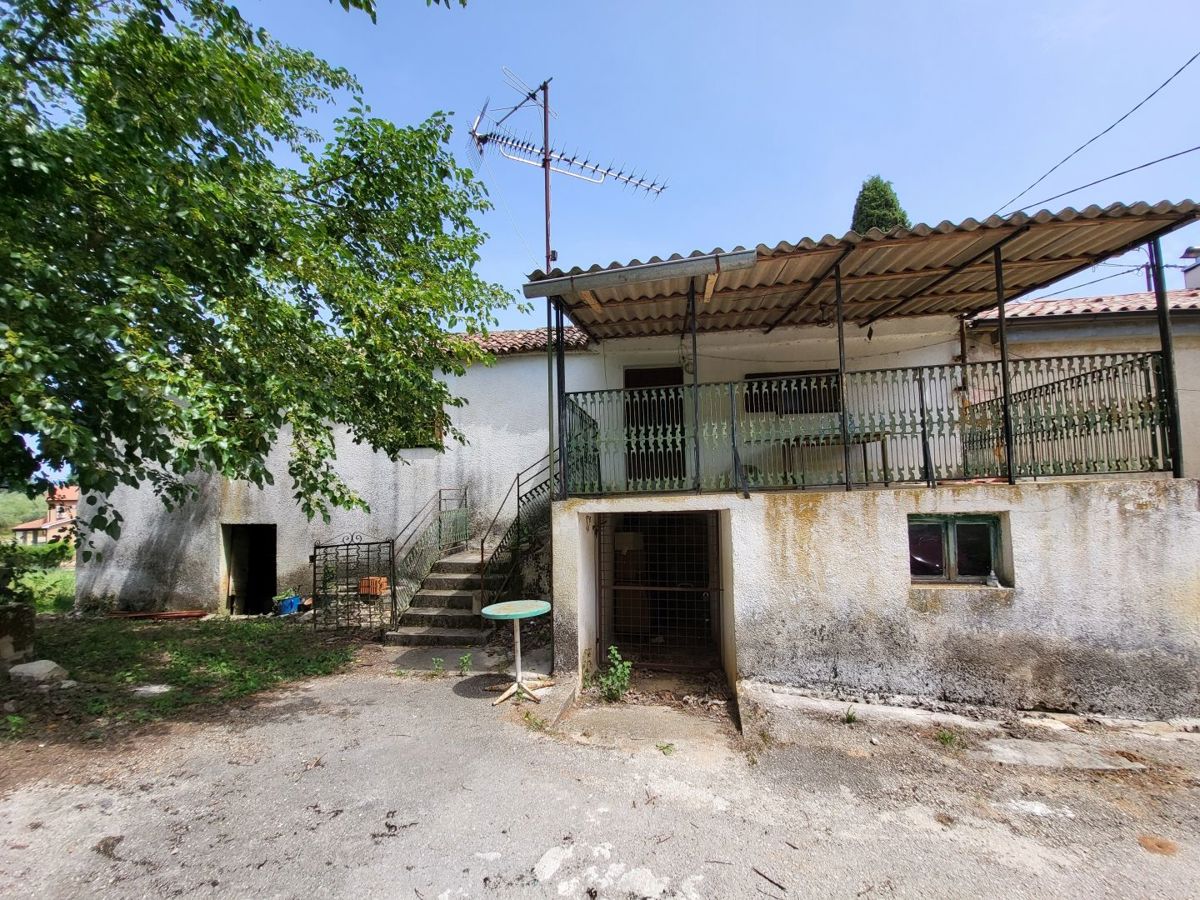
[842,705,858,725]
[522,710,548,732]
[22,567,76,614]
[934,728,963,749]
[656,742,675,756]
[2,618,356,740]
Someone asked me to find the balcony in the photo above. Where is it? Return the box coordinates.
[562,352,1172,496]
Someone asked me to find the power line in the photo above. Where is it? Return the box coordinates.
[1015,143,1200,212]
[994,46,1200,214]
[1032,266,1142,299]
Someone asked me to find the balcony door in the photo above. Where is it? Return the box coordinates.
[624,366,686,488]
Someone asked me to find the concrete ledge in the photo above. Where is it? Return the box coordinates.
[908,584,1015,613]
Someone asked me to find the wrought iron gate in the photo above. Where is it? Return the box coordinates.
[311,534,396,630]
[311,487,470,631]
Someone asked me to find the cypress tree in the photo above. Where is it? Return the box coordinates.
[850,175,912,233]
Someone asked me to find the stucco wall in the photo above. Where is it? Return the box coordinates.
[76,350,607,611]
[552,477,1200,718]
[76,317,958,612]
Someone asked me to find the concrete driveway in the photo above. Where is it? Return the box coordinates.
[2,643,1199,898]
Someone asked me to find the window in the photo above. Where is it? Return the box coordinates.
[908,515,1002,584]
[744,370,841,414]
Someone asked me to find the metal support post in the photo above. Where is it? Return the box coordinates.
[689,281,701,492]
[555,298,568,498]
[994,246,1016,485]
[1150,238,1184,477]
[834,264,852,491]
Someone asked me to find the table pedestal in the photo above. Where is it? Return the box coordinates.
[491,618,552,705]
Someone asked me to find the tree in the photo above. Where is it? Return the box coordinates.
[0,1,510,552]
[850,175,911,234]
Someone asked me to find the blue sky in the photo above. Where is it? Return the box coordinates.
[253,0,1200,330]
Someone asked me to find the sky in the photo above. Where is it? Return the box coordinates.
[250,0,1199,331]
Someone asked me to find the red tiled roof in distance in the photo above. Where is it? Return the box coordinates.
[468,327,589,356]
[975,289,1200,321]
[11,516,51,531]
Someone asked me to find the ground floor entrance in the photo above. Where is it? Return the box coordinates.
[223,524,277,614]
[596,510,721,670]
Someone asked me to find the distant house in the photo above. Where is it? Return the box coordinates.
[12,486,79,546]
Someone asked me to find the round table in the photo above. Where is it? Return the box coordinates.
[481,600,551,705]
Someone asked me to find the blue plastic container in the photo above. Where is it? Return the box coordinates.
[276,593,302,616]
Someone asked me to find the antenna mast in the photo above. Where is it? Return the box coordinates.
[470,69,667,496]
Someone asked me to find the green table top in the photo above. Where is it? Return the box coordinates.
[481,600,551,621]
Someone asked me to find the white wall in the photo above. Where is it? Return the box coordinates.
[77,318,959,612]
[77,349,605,611]
[552,477,1200,718]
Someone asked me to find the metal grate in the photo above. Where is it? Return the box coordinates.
[311,536,394,630]
[597,511,720,669]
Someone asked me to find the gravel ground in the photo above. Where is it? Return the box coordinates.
[2,644,1198,899]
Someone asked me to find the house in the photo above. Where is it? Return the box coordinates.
[78,200,1200,718]
[526,201,1200,719]
[11,486,79,546]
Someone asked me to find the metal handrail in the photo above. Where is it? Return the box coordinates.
[479,473,520,584]
[478,450,556,608]
[390,486,470,624]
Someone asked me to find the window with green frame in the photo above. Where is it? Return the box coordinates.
[908,515,1002,584]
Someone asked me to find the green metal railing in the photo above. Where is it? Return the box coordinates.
[391,487,470,623]
[563,352,1171,495]
[478,452,556,608]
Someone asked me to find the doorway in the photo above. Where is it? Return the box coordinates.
[596,511,721,670]
[224,524,277,614]
[624,366,685,488]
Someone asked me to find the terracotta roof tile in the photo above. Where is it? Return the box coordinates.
[974,288,1200,321]
[11,516,50,531]
[471,327,589,356]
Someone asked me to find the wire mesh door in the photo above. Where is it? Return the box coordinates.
[311,536,395,630]
[597,511,720,670]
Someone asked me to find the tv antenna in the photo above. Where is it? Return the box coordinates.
[469,69,666,276]
[468,68,667,495]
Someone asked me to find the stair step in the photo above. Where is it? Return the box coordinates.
[399,607,482,629]
[384,626,490,647]
[422,572,483,591]
[410,588,477,610]
[430,559,483,575]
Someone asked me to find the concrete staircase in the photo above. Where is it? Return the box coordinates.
[385,550,492,647]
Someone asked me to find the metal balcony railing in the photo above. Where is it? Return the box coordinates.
[562,352,1172,496]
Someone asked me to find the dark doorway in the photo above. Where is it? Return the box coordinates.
[224,524,277,614]
[597,511,720,670]
[623,366,685,488]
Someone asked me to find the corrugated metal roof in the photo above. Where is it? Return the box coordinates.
[471,327,589,356]
[973,288,1200,321]
[525,201,1200,339]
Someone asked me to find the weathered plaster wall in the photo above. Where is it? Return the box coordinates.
[76,350,607,611]
[552,477,1200,717]
[594,315,961,387]
[77,317,957,612]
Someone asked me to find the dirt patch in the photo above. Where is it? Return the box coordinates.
[1139,834,1179,855]
[578,668,732,720]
